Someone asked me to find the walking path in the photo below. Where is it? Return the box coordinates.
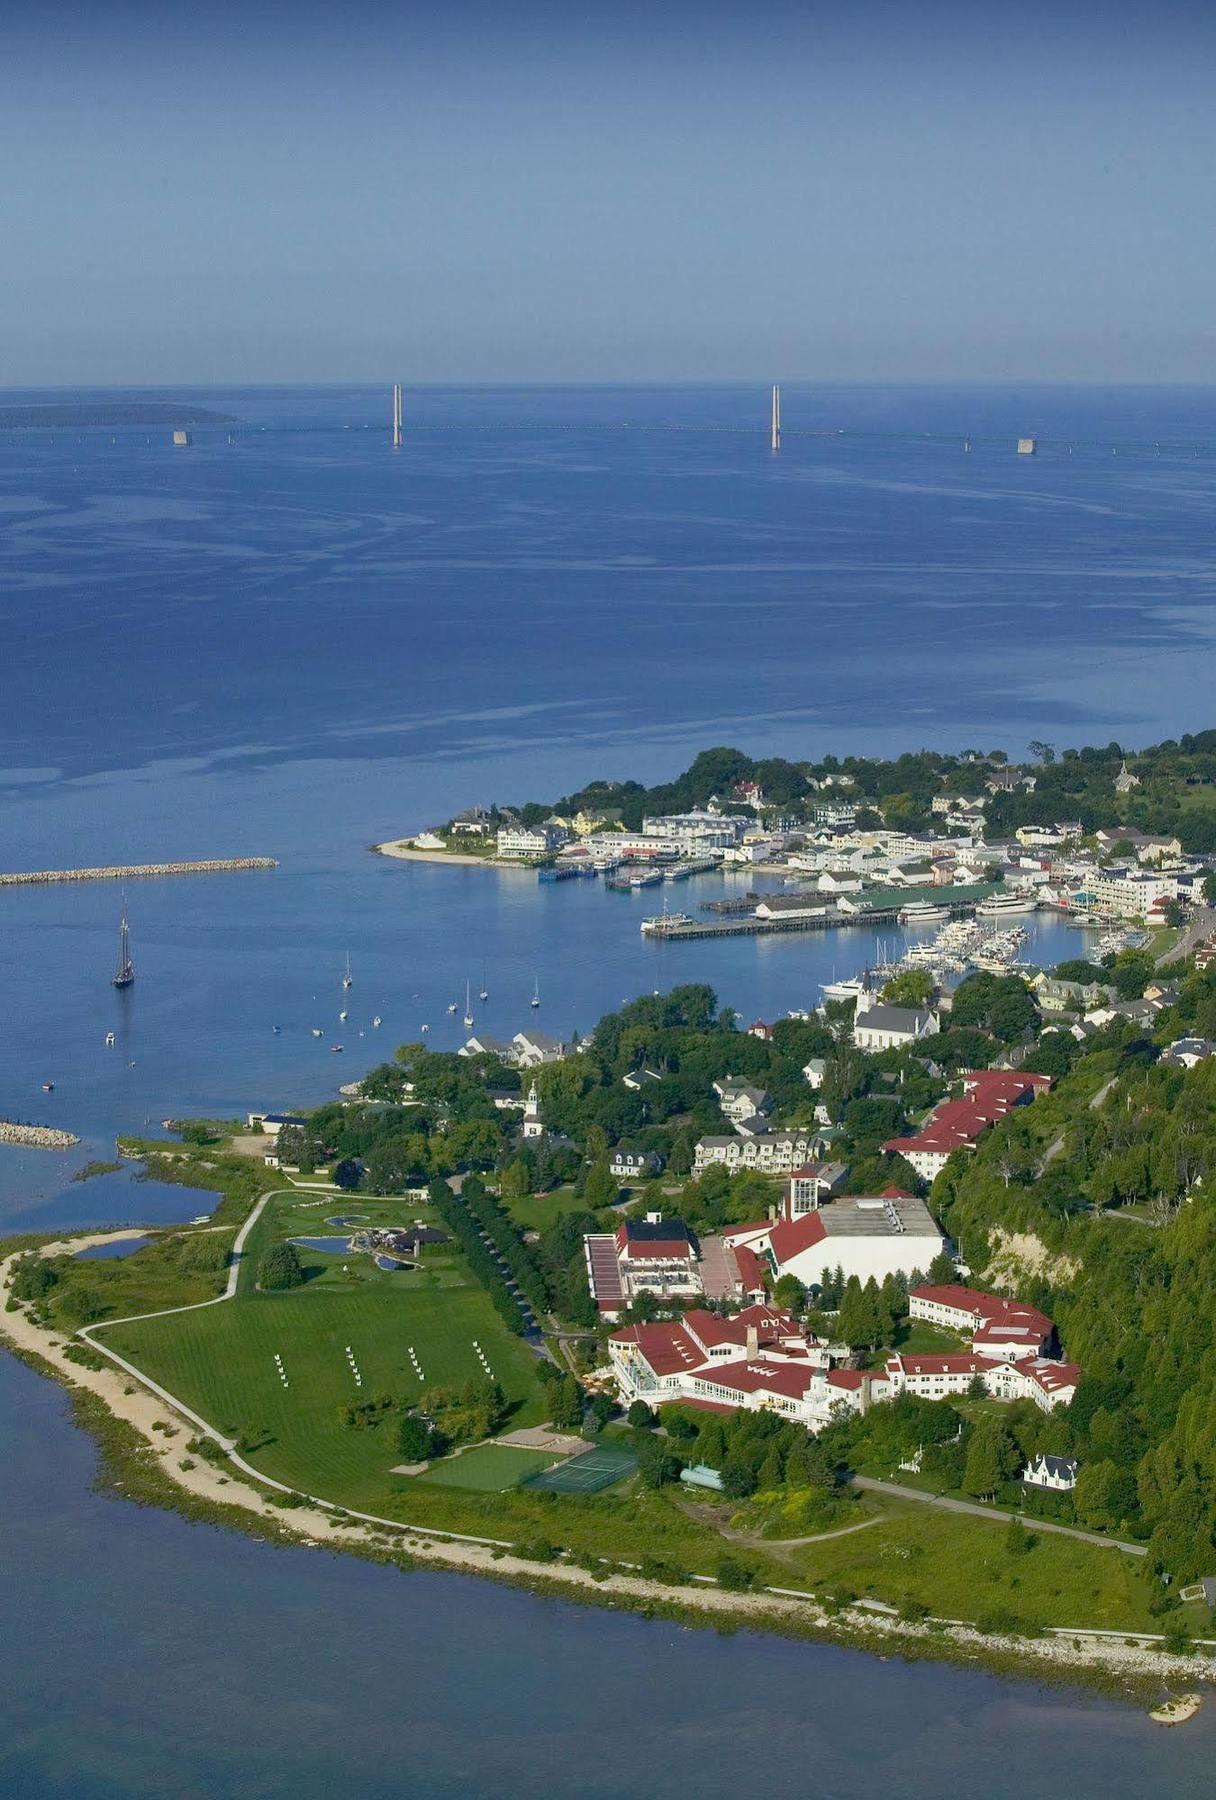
[851,1475,1147,1556]
[2,1206,1211,1698]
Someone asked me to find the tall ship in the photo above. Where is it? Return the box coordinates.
[112,901,134,989]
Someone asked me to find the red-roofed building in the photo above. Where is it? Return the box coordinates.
[584,1213,763,1321]
[723,1188,948,1290]
[607,1304,882,1429]
[884,1350,1078,1411]
[882,1070,1053,1180]
[909,1283,1055,1360]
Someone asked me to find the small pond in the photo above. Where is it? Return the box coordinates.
[291,1236,353,1254]
[374,1253,411,1271]
[326,1215,369,1227]
[76,1235,155,1261]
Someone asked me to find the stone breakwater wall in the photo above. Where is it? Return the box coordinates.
[0,858,278,887]
[0,1122,81,1150]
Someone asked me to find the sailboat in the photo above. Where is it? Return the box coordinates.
[112,901,135,989]
[530,975,541,1010]
[479,963,489,1003]
[342,952,353,990]
[463,981,474,1030]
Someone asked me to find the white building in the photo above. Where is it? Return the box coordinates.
[693,1128,822,1175]
[608,1304,881,1430]
[712,1079,774,1125]
[496,822,568,859]
[724,1187,948,1290]
[1022,1453,1079,1491]
[884,1351,1078,1412]
[641,811,750,853]
[521,1083,545,1140]
[852,999,940,1052]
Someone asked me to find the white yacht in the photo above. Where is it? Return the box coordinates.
[899,899,950,925]
[975,892,1036,920]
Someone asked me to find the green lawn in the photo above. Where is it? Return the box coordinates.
[101,1194,547,1510]
[504,1185,601,1234]
[416,1445,557,1491]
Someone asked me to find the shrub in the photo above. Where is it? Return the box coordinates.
[716,1557,755,1592]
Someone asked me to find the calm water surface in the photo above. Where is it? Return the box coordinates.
[3,384,1215,1794]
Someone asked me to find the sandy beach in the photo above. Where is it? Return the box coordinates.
[373,840,533,870]
[1,1229,1212,1702]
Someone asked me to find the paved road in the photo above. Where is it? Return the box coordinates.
[1156,906,1216,970]
[851,1474,1147,1557]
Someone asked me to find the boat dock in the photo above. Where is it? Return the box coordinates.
[0,857,278,887]
[643,893,1006,940]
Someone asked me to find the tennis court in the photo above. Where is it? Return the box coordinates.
[522,1443,637,1494]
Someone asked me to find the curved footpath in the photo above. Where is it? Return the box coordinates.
[1,1207,1213,1704]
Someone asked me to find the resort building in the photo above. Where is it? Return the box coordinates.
[722,1187,948,1290]
[496,823,569,858]
[882,1070,1052,1181]
[908,1283,1055,1359]
[583,1214,702,1319]
[607,1304,885,1430]
[882,1351,1079,1411]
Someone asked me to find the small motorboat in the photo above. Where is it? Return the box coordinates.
[420,1023,430,1033]
[272,1024,282,1034]
[330,1044,344,1054]
[446,1001,458,1014]
[339,1009,348,1023]
[42,1081,54,1092]
[104,1031,116,1047]
[372,1015,382,1028]
[312,1028,323,1038]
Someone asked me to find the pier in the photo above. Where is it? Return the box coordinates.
[0,857,278,888]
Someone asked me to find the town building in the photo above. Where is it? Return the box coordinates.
[521,1083,545,1140]
[786,1162,850,1215]
[1022,1453,1079,1492]
[693,1128,824,1175]
[852,999,940,1053]
[610,1148,663,1180]
[882,1070,1053,1181]
[511,1029,569,1067]
[712,1078,774,1126]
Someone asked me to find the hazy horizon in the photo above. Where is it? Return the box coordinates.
[5,0,1215,386]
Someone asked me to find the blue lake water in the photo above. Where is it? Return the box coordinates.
[73,1233,155,1260]
[3,383,1215,1792]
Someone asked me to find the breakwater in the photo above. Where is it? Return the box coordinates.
[0,1122,80,1149]
[0,857,278,888]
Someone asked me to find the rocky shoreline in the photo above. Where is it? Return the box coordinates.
[0,1122,81,1150]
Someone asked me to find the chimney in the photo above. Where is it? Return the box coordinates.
[646,1210,662,1225]
[767,1203,777,1222]
[746,1324,759,1359]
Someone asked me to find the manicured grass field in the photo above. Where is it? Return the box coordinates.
[503,1185,602,1234]
[416,1445,557,1491]
[102,1194,546,1510]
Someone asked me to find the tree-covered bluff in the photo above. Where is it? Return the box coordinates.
[932,999,1216,1583]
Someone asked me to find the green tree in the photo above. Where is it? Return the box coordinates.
[582,1159,618,1210]
[397,1414,433,1461]
[773,1273,806,1312]
[720,1458,758,1499]
[626,1399,656,1429]
[757,1444,786,1491]
[332,1157,362,1191]
[257,1241,305,1291]
[549,1374,584,1430]
[880,969,935,1009]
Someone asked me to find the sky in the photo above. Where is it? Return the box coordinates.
[3,0,1216,385]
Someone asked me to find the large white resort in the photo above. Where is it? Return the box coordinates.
[606,1280,1080,1430]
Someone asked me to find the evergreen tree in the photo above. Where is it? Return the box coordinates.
[549,1374,584,1430]
[757,1443,786,1492]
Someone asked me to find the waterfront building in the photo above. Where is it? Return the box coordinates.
[496,822,569,858]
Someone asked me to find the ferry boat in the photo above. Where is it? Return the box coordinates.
[899,900,950,925]
[640,910,695,936]
[975,892,1036,919]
